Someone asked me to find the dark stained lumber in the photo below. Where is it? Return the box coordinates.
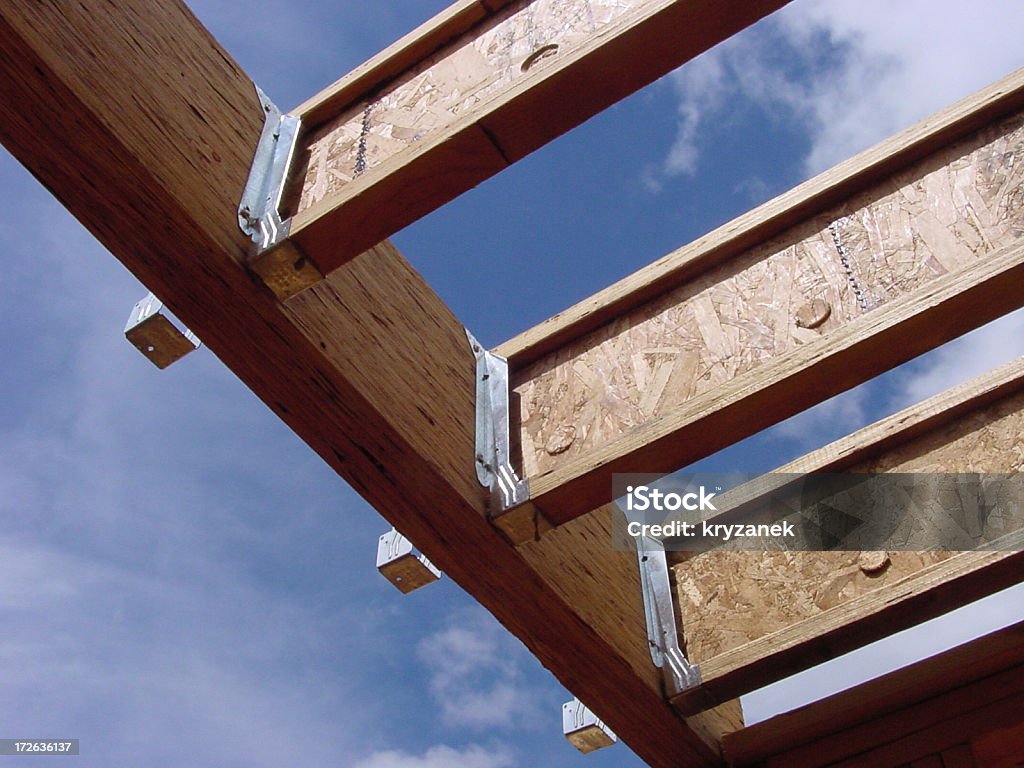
[723,620,1024,766]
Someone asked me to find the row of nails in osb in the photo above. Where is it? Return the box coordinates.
[298,0,637,209]
[514,112,1024,479]
[670,388,1024,664]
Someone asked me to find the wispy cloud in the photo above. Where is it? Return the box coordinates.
[655,0,1024,453]
[353,744,516,768]
[0,535,373,766]
[656,0,1024,184]
[888,309,1024,411]
[417,609,547,732]
[0,172,411,766]
[782,0,1024,173]
[769,385,869,455]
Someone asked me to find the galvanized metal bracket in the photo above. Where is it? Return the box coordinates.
[635,533,701,696]
[376,528,442,594]
[562,697,617,754]
[237,84,302,253]
[124,291,200,369]
[467,330,529,512]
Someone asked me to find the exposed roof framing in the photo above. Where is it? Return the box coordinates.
[1,1,1022,765]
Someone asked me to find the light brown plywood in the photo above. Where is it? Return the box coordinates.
[506,80,1024,528]
[280,0,790,281]
[299,0,642,207]
[664,359,1024,713]
[516,110,1024,481]
[675,383,1024,667]
[498,68,1024,366]
[296,0,516,128]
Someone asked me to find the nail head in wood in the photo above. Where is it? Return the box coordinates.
[521,43,559,72]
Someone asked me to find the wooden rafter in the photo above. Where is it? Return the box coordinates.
[671,356,1024,714]
[723,619,1024,766]
[251,0,791,295]
[496,69,1024,534]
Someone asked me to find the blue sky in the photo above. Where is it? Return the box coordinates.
[2,2,1024,766]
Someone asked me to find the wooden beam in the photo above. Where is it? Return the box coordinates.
[972,720,1024,767]
[256,0,791,293]
[496,69,1024,530]
[497,67,1024,367]
[297,0,516,129]
[680,549,1024,716]
[668,356,1024,714]
[0,3,726,765]
[723,620,1024,767]
[808,691,1024,767]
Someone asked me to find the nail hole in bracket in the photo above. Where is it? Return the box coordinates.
[521,43,559,73]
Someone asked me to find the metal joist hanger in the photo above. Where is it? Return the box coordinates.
[124,291,200,369]
[236,84,323,300]
[238,84,302,255]
[468,330,529,513]
[635,533,701,697]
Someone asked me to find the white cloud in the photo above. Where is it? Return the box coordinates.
[779,0,1024,173]
[889,308,1024,411]
[769,384,869,456]
[0,164,410,767]
[417,609,546,732]
[664,52,729,177]
[659,0,1024,182]
[659,0,1024,454]
[0,537,371,767]
[353,744,516,768]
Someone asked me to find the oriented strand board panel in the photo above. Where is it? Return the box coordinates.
[673,386,1024,665]
[674,551,952,665]
[514,110,1024,481]
[299,0,640,207]
[284,0,789,280]
[652,361,1024,715]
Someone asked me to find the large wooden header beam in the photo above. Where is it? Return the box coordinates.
[724,620,1024,766]
[0,2,724,765]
